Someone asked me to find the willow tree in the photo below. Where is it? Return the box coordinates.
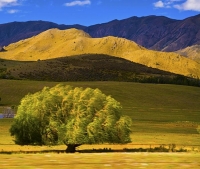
[10,84,132,152]
[197,125,200,134]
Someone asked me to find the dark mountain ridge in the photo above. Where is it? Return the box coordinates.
[0,21,85,46]
[86,14,200,51]
[85,15,178,50]
[0,14,200,51]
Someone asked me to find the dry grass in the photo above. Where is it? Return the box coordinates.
[176,44,200,63]
[0,29,200,78]
[0,119,13,145]
[0,153,200,169]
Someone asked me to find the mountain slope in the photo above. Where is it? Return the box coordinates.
[176,45,200,63]
[0,28,144,61]
[1,14,200,52]
[1,54,183,83]
[0,28,200,78]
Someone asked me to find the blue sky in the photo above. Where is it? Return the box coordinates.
[0,0,199,26]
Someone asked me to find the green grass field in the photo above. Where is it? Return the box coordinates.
[0,80,200,142]
[0,79,200,148]
[1,79,200,110]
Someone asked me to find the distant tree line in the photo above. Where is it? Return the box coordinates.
[136,75,200,87]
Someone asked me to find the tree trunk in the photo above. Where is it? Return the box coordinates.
[66,144,81,153]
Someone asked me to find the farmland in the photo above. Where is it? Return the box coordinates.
[0,79,200,146]
[0,79,200,168]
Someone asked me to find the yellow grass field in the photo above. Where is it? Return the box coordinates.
[0,153,200,169]
[176,45,200,63]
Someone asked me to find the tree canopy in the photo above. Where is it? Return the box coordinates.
[10,84,132,152]
[197,125,200,134]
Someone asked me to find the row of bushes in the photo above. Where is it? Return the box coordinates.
[0,144,196,154]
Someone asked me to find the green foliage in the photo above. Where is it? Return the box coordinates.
[197,125,200,134]
[10,84,132,146]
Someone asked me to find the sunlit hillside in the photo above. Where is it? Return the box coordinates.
[1,28,200,78]
[176,45,200,63]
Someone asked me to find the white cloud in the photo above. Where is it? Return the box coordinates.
[153,0,200,11]
[7,9,18,13]
[153,0,184,8]
[0,0,18,9]
[65,0,91,7]
[154,1,164,7]
[174,0,200,11]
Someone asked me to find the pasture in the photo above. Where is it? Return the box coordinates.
[0,79,200,146]
[0,79,200,168]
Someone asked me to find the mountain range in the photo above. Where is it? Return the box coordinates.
[0,15,200,86]
[1,14,200,52]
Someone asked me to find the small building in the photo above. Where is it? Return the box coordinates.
[3,107,15,118]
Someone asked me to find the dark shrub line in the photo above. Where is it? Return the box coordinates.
[0,144,189,154]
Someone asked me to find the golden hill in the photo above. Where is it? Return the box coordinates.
[1,28,200,78]
[176,45,200,63]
